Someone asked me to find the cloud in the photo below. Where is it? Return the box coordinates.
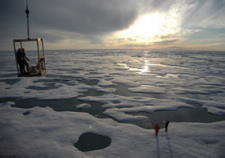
[182,0,225,28]
[125,44,147,48]
[1,0,145,49]
[153,39,180,45]
[30,0,141,35]
[1,0,225,50]
[1,0,179,36]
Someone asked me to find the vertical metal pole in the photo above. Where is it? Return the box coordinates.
[41,38,45,56]
[37,40,40,60]
[37,40,41,73]
[20,41,23,48]
[25,0,30,39]
[41,38,46,71]
[13,41,20,76]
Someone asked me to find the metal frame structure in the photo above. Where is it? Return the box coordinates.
[13,38,47,77]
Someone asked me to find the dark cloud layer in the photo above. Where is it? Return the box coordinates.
[1,0,225,50]
[1,0,149,45]
[30,0,176,35]
[2,0,141,35]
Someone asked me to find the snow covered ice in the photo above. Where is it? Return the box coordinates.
[1,102,225,158]
[1,49,225,157]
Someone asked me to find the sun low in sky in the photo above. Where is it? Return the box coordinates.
[113,12,181,49]
[1,0,225,51]
[117,14,167,43]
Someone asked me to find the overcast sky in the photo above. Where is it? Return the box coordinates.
[1,0,225,51]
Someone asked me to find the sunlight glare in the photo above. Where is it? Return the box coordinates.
[131,14,165,40]
[113,11,182,49]
[116,13,166,43]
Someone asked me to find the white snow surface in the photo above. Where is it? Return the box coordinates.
[0,102,225,158]
[76,103,92,109]
[1,50,225,157]
[1,50,225,115]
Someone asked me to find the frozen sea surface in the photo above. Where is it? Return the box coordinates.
[1,49,225,157]
[1,49,225,127]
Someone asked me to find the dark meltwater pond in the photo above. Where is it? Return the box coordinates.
[1,50,225,130]
[74,132,111,152]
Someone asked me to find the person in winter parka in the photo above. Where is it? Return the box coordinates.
[154,124,160,136]
[165,120,170,132]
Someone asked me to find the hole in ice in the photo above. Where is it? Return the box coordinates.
[23,111,31,116]
[0,79,20,85]
[74,132,111,152]
[204,139,218,144]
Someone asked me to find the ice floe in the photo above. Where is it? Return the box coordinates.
[1,50,225,157]
[0,102,225,158]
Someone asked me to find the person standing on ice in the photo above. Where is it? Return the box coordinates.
[21,48,30,73]
[16,48,25,74]
[165,120,170,132]
[154,124,160,136]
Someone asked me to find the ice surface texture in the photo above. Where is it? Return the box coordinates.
[0,102,225,157]
[1,50,225,157]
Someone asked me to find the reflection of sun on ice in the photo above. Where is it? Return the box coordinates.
[141,57,151,74]
[140,50,151,74]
